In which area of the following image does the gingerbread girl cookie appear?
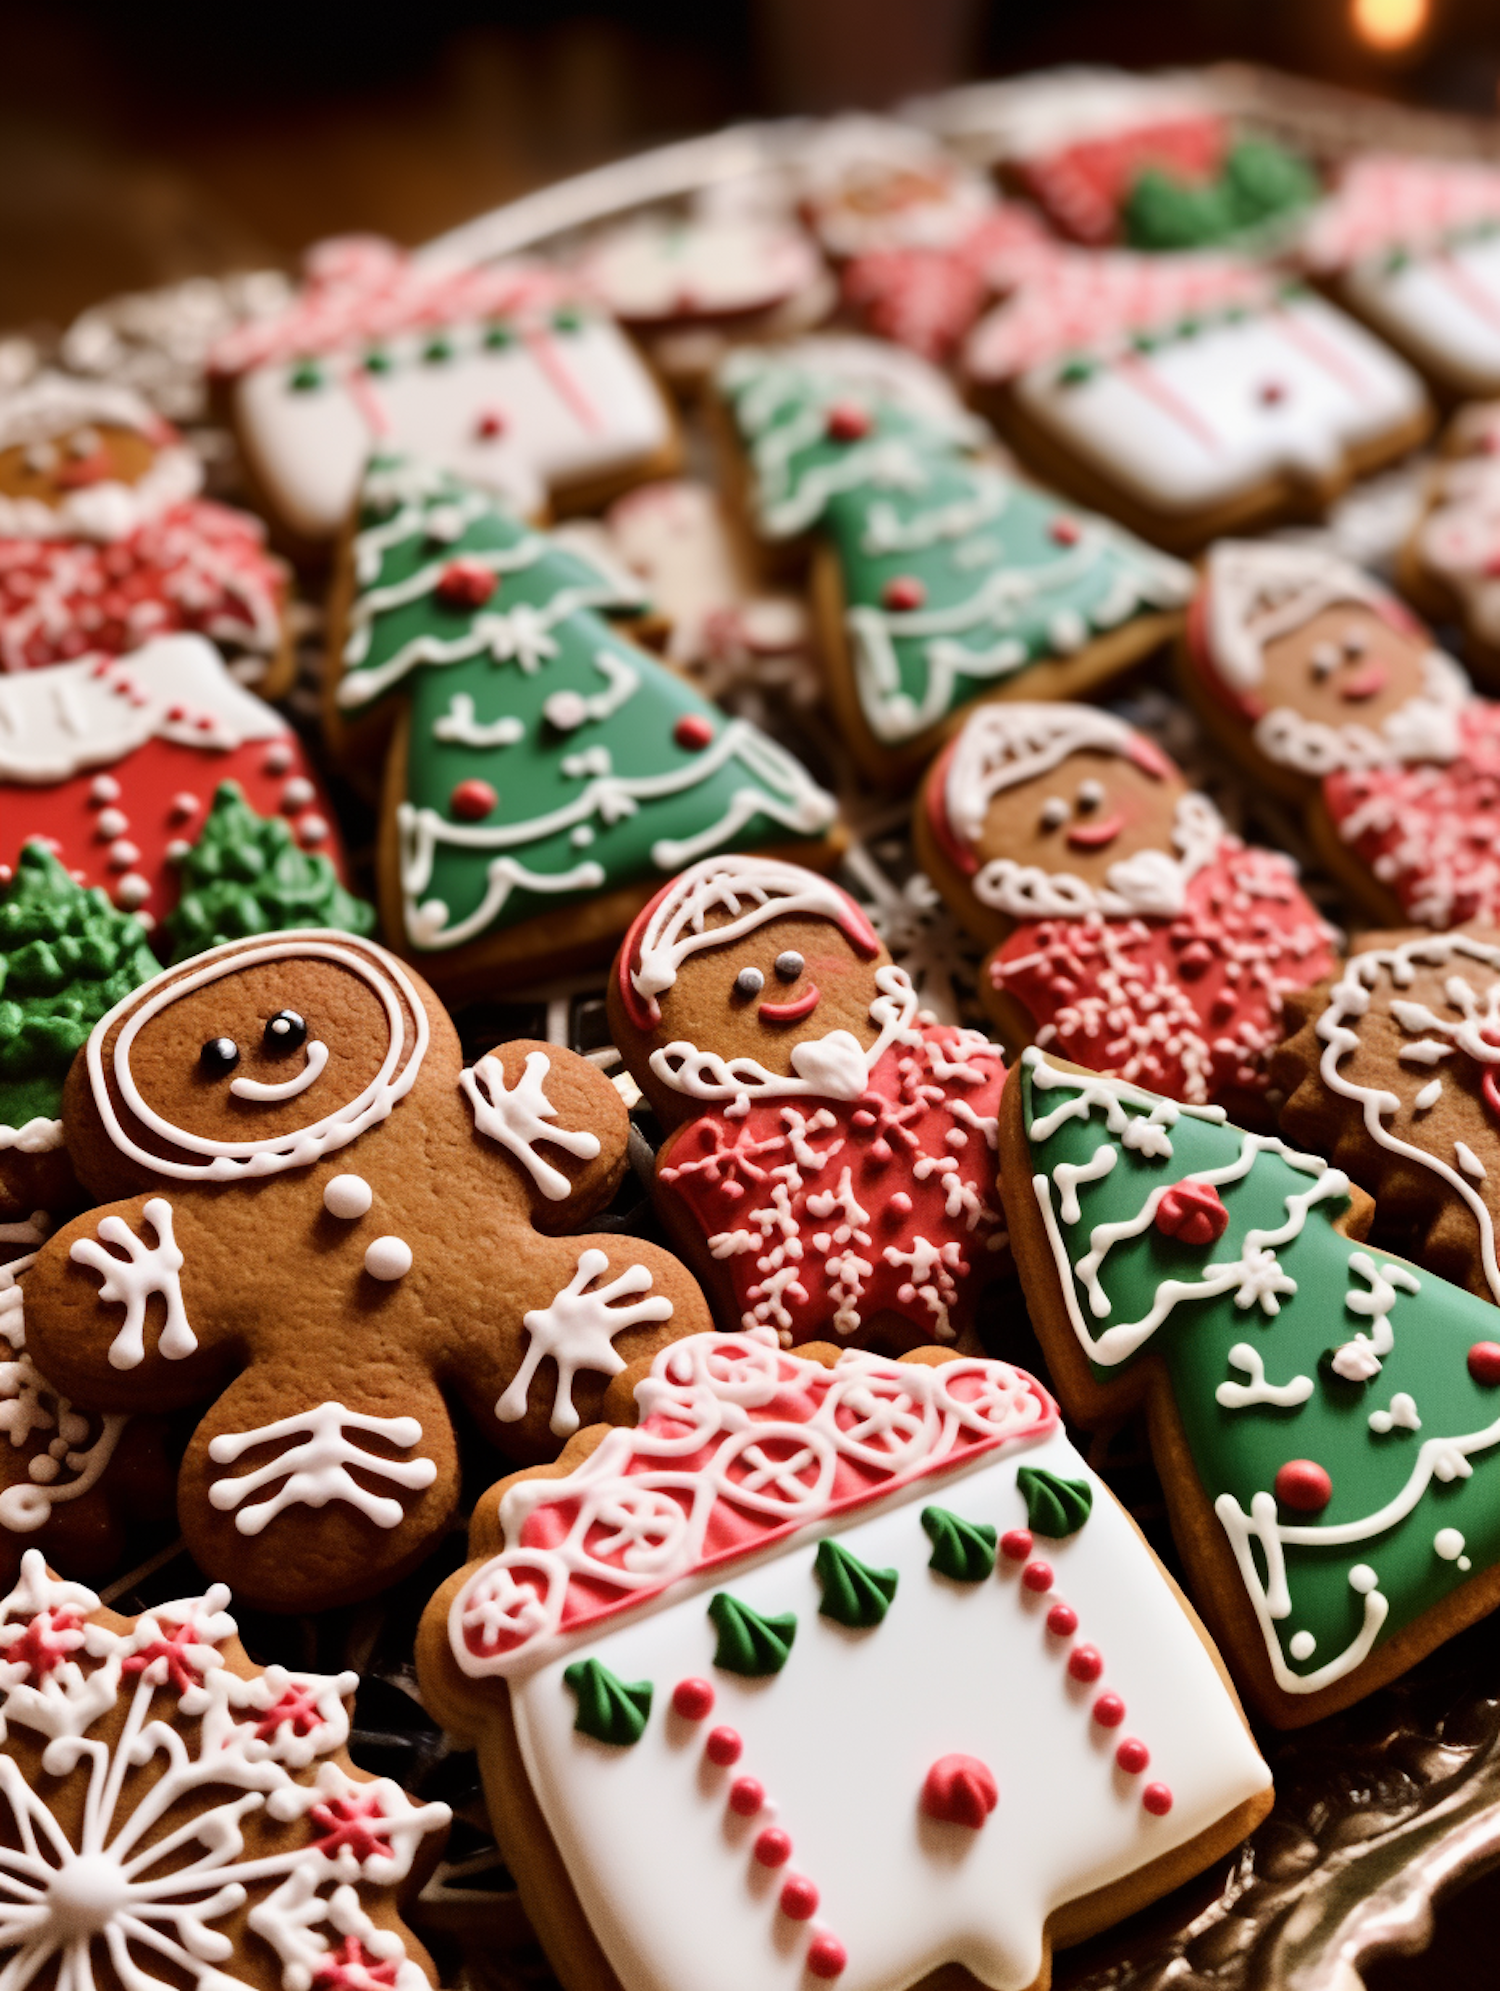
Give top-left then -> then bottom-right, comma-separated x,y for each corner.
915,703 -> 1336,1114
1182,540 -> 1500,930
607,856 -> 1008,1352
23,931 -> 708,1613
0,371 -> 292,692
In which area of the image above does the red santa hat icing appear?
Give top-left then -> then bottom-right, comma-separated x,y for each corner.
619,855 -> 882,1034
450,1328 -> 1056,1677
0,373 -> 198,542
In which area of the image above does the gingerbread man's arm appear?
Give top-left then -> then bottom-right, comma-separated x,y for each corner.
460,1039 -> 631,1234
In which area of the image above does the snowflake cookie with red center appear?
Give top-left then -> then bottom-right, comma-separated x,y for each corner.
915,701 -> 1336,1114
22,931 -> 708,1613
607,855 -> 1009,1351
0,1548 -> 448,1991
416,1329 -> 1271,1991
1183,539 -> 1500,931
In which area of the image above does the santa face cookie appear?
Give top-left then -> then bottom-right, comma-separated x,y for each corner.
417,1331 -> 1272,1991
915,703 -> 1336,1111
1184,540 -> 1500,930
795,117 -> 998,261
22,931 -> 709,1612
326,454 -> 839,999
0,1550 -> 448,1991
210,236 -> 679,552
1003,1045 -> 1500,1725
1401,401 -> 1500,683
608,856 -> 1008,1352
0,371 -> 292,691
1,633 -> 352,931
964,254 -> 1431,551
716,337 -> 1191,782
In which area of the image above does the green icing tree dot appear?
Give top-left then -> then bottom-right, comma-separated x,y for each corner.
0,843 -> 158,1135
708,1593 -> 797,1675
162,782 -> 376,966
1016,1466 -> 1093,1538
814,1539 -> 898,1628
563,1658 -> 652,1746
921,1506 -> 998,1583
289,361 -> 324,392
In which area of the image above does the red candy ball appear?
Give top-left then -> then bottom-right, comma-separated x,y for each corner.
881,575 -> 926,611
1092,1692 -> 1126,1729
1021,1560 -> 1054,1594
672,1678 -> 714,1721
1154,1181 -> 1230,1247
825,403 -> 871,442
1000,1529 -> 1033,1563
1049,517 -> 1081,545
1142,1783 -> 1174,1816
1067,1645 -> 1104,1684
728,1778 -> 765,1817
673,713 -> 714,751
807,1935 -> 848,1980
1274,1460 -> 1333,1514
754,1828 -> 792,1868
1046,1603 -> 1078,1637
921,1753 -> 998,1829
705,1727 -> 742,1767
1116,1738 -> 1150,1775
449,779 -> 497,821
1469,1342 -> 1500,1386
780,1877 -> 819,1921
435,558 -> 498,610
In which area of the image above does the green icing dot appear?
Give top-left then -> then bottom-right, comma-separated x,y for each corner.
551,306 -> 585,333
0,843 -> 158,1134
289,361 -> 324,392
422,337 -> 453,364
708,1592 -> 796,1675
814,1539 -> 898,1628
1016,1466 -> 1093,1538
921,1505 -> 997,1583
1058,357 -> 1095,386
161,782 -> 375,966
483,321 -> 516,349
563,1658 -> 652,1746
363,349 -> 393,374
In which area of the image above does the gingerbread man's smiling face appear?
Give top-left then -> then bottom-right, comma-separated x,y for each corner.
0,424 -> 158,512
1255,602 -> 1429,734
971,744 -> 1187,899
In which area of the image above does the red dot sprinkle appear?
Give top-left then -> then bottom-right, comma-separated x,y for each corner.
1274,1460 -> 1333,1514
1259,380 -> 1287,405
705,1727 -> 742,1767
728,1778 -> 765,1817
1021,1560 -> 1054,1594
1050,518 -> 1081,545
1116,1738 -> 1150,1775
825,403 -> 870,442
780,1877 -> 819,1921
1000,1529 -> 1033,1563
1067,1645 -> 1104,1683
1093,1692 -> 1126,1729
1143,1783 -> 1174,1816
807,1935 -> 847,1979
475,408 -> 507,438
881,575 -> 926,611
436,558 -> 498,610
1046,1603 -> 1078,1637
1469,1342 -> 1500,1386
754,1828 -> 792,1868
1154,1181 -> 1229,1247
449,779 -> 497,821
674,714 -> 714,751
672,1678 -> 714,1721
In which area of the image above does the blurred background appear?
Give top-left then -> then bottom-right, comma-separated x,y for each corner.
3,0 -> 1500,329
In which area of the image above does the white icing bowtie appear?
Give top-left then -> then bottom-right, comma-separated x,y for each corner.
789,1029 -> 870,1101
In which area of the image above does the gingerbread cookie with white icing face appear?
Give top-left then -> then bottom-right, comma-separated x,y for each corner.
0,372 -> 292,693
916,703 -> 1335,1115
1183,539 -> 1500,931
22,932 -> 708,1613
607,856 -> 1008,1354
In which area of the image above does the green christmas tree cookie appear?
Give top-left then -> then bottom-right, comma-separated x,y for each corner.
329,453 -> 838,995
162,782 -> 376,965
1006,1044 -> 1500,1727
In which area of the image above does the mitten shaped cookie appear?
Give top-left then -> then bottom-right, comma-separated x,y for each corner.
915,702 -> 1336,1113
608,855 -> 1008,1352
1003,1044 -> 1500,1725
23,931 -> 708,1612
1182,539 -> 1500,929
0,1550 -> 449,1991
417,1330 -> 1272,1991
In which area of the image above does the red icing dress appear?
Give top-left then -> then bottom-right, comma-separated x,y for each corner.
656,1024 -> 1007,1346
1323,701 -> 1500,928
989,843 -> 1336,1106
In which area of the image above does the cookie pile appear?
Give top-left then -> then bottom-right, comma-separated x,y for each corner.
11,67 -> 1500,1991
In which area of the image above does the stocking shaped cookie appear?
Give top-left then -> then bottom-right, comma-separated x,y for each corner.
915,702 -> 1336,1112
1004,1045 -> 1500,1724
0,1551 -> 449,1991
23,932 -> 708,1612
0,371 -> 291,691
417,1331 -> 1272,1991
1183,540 -> 1500,930
608,856 -> 1008,1351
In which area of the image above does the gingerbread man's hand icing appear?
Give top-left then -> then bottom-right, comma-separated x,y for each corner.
25,932 -> 709,1613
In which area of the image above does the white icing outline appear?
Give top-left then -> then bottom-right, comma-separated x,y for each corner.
461,1049 -> 602,1201
498,1247 -> 674,1438
207,1402 -> 439,1536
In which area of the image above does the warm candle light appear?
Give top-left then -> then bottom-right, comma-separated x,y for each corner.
1351,0 -> 1430,50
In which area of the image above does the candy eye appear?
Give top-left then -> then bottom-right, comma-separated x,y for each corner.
1076,779 -> 1104,811
24,441 -> 57,475
69,427 -> 101,458
264,1009 -> 307,1052
1040,796 -> 1068,830
200,1037 -> 240,1077
774,951 -> 804,982
1310,642 -> 1340,680
735,966 -> 765,998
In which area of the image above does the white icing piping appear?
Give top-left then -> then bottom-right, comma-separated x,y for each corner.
230,1040 -> 329,1102
971,792 -> 1225,923
631,854 -> 862,1002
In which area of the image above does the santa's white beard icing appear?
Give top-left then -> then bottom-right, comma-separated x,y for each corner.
971,791 -> 1226,922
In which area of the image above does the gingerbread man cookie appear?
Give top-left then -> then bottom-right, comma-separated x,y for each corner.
0,371 -> 292,692
23,931 -> 708,1613
1182,540 -> 1500,930
916,702 -> 1336,1114
607,856 -> 1008,1353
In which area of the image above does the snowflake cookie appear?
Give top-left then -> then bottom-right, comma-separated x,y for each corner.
607,855 -> 1009,1351
0,1549 -> 448,1991
416,1329 -> 1271,1991
23,930 -> 709,1613
915,701 -> 1336,1112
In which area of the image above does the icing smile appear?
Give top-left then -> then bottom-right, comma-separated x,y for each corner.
230,1039 -> 329,1102
759,985 -> 821,1023
1066,813 -> 1125,850
1339,663 -> 1389,702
